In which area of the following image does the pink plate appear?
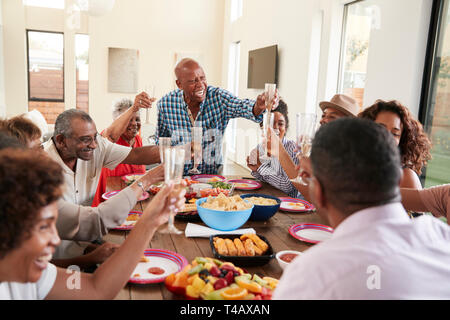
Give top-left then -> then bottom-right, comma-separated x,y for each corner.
112,211 -> 142,231
227,179 -> 262,190
289,223 -> 333,244
190,174 -> 226,183
278,197 -> 315,213
129,249 -> 188,284
102,190 -> 150,201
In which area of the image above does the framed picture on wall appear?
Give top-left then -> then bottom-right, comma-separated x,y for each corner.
108,47 -> 139,93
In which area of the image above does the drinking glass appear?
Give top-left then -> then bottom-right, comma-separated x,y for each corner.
159,146 -> 185,234
159,137 -> 171,163
188,126 -> 202,174
264,83 -> 276,112
144,85 -> 155,124
259,112 -> 274,162
292,113 -> 317,185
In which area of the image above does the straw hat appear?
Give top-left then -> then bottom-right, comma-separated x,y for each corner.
319,94 -> 359,117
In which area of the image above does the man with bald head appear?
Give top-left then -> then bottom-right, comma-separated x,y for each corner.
157,58 -> 277,175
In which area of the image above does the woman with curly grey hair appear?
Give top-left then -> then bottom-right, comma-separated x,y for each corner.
92,92 -> 156,206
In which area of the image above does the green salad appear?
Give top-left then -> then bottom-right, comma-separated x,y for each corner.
208,181 -> 232,189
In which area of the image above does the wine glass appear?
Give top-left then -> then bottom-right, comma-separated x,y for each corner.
159,137 -> 171,163
144,85 -> 155,124
292,113 -> 317,185
159,146 -> 185,234
188,126 -> 202,175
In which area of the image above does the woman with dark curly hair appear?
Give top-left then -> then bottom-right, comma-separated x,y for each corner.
0,148 -> 185,299
359,100 -> 432,189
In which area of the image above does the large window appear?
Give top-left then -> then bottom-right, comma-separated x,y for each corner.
420,0 -> 450,187
76,34 -> 89,113
230,0 -> 243,22
27,30 -> 64,101
27,30 -> 64,123
338,0 -> 373,109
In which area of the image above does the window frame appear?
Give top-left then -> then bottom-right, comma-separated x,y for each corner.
417,0 -> 447,185
26,29 -> 65,103
336,0 -> 370,102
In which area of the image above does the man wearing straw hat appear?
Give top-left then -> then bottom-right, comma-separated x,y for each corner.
318,94 -> 360,125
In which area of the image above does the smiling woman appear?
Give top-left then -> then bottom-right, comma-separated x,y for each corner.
359,100 -> 432,189
91,94 -> 154,207
0,146 -> 186,300
0,149 -> 63,291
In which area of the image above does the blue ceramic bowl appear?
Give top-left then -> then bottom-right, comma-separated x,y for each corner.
240,194 -> 281,221
196,197 -> 254,231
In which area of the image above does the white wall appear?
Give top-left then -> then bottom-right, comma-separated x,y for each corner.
0,0 -> 6,118
1,0 -> 225,132
221,0 -> 432,168
88,0 -> 225,131
222,0 -> 320,167
363,0 -> 432,116
0,0 -> 432,156
2,0 -> 28,117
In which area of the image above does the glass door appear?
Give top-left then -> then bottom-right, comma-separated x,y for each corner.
420,0 -> 450,187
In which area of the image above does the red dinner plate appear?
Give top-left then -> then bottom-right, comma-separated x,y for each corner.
112,211 -> 142,231
190,174 -> 226,183
102,190 -> 150,201
278,197 -> 314,213
129,249 -> 188,284
289,223 -> 333,244
227,179 -> 262,191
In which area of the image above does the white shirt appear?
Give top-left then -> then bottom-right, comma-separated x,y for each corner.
0,263 -> 57,300
274,203 -> 450,299
44,136 -> 131,206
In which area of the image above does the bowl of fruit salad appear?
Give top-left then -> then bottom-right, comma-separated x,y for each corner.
164,257 -> 279,300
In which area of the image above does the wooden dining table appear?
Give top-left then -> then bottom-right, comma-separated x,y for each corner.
103,175 -> 328,300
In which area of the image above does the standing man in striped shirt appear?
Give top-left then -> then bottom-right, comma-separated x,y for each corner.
156,58 -> 277,175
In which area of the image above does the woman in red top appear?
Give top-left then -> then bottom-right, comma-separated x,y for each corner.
92,92 -> 156,206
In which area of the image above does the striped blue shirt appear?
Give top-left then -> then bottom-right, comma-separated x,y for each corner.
156,86 -> 263,175
251,138 -> 303,199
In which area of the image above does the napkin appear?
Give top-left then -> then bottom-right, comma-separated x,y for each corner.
184,223 -> 256,238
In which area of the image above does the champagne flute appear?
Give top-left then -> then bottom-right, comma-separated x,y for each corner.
292,113 -> 317,185
260,83 -> 276,161
159,146 -> 185,234
188,126 -> 202,174
159,137 -> 171,163
259,112 -> 274,163
144,85 -> 155,124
